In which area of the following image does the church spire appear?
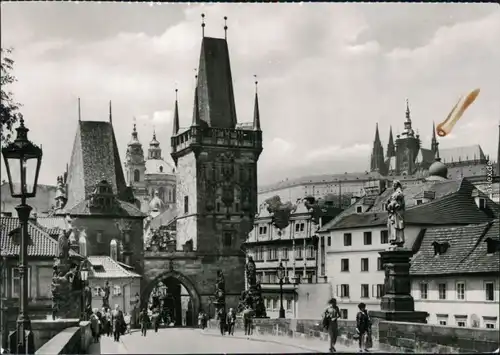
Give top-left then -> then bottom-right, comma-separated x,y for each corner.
127,118 -> 141,146
431,121 -> 439,155
252,75 -> 261,131
405,98 -> 411,122
370,123 -> 385,173
172,88 -> 180,135
109,100 -> 113,124
192,72 -> 200,127
386,126 -> 395,157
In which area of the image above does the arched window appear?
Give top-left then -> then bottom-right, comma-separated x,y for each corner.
110,239 -> 118,261
79,235 -> 87,257
168,190 -> 172,202
134,169 -> 140,182
158,187 -> 165,201
159,166 -> 163,173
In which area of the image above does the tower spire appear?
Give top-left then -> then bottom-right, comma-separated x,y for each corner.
109,100 -> 113,124
201,13 -> 205,38
253,75 -> 261,131
192,70 -> 200,127
405,98 -> 411,122
224,16 -> 228,40
172,87 -> 180,135
374,122 -> 381,143
78,97 -> 81,121
370,123 -> 385,173
387,125 -> 395,157
431,121 -> 439,155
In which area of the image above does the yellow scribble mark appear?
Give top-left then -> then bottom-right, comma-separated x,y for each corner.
437,88 -> 480,137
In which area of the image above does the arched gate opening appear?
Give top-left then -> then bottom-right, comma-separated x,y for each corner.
141,271 -> 201,328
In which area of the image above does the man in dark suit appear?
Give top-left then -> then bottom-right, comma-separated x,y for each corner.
111,304 -> 125,342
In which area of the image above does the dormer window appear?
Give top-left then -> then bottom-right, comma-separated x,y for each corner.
432,241 -> 450,255
356,206 -> 363,213
416,199 -> 423,205
478,198 -> 486,209
485,237 -> 500,254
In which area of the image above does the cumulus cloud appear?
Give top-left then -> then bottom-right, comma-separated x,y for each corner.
1,2 -> 498,187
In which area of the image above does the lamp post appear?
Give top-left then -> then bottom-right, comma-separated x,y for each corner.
277,261 -> 286,319
80,263 -> 89,321
2,118 -> 43,354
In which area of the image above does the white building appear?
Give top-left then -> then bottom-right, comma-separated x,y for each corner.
320,164 -> 499,321
410,220 -> 500,329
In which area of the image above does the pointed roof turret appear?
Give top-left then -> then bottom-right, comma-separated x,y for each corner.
405,98 -> 411,122
374,122 -> 381,143
148,129 -> 161,160
172,88 -> 180,135
387,126 -> 395,157
127,118 -> 141,147
150,129 -> 160,147
431,121 -> 439,155
402,98 -> 415,138
109,100 -> 113,124
370,123 -> 385,173
253,75 -> 261,131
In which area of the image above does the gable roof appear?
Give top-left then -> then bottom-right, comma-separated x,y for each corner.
87,255 -> 141,279
410,220 -> 498,276
196,37 -> 237,129
65,121 -> 133,211
149,207 -> 177,229
0,217 -> 79,258
320,179 -> 498,232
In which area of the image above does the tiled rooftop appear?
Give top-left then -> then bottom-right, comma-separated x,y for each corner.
87,255 -> 141,279
410,220 -> 499,275
66,198 -> 145,218
0,217 -> 78,258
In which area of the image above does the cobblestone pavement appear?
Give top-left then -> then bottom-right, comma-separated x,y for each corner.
92,328 -> 321,354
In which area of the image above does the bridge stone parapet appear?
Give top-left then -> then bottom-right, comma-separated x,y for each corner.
209,318 -> 499,353
35,321 -> 92,355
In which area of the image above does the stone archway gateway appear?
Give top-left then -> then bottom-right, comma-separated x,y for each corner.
141,270 -> 201,327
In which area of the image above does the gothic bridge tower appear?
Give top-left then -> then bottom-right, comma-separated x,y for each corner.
142,16 -> 263,322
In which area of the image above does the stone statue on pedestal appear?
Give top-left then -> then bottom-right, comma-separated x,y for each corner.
245,256 -> 257,287
237,257 -> 267,318
386,180 -> 406,248
214,270 -> 226,314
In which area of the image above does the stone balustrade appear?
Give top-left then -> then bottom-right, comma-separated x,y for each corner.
35,320 -> 92,355
209,317 -> 499,353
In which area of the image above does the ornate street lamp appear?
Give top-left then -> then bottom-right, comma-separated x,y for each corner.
276,261 -> 286,319
80,263 -> 89,321
2,118 -> 42,354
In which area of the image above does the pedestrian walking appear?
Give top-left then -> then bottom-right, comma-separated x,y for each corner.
226,308 -> 236,335
217,308 -> 227,336
111,304 -> 125,342
152,309 -> 160,333
90,309 -> 100,343
356,302 -> 372,352
322,298 -> 341,352
243,305 -> 253,336
139,308 -> 150,337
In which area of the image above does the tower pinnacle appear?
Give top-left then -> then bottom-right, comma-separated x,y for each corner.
172,88 -> 180,136
201,13 -> 205,37
253,75 -> 261,131
224,16 -> 228,40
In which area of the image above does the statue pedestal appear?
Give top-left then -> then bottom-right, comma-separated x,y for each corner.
370,247 -> 427,324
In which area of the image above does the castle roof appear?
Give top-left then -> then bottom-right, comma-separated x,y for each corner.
439,144 -> 486,163
65,121 -> 133,210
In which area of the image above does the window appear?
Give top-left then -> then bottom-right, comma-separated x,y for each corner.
133,169 -> 140,182
259,226 -> 267,235
439,320 -> 447,326
113,285 -> 122,296
327,237 -> 331,247
184,196 -> 189,213
110,239 -> 118,261
479,198 -> 486,209
456,282 -> 465,300
361,284 -> 369,298
272,298 -> 278,310
11,267 -> 31,298
363,232 -> 372,245
485,282 -> 494,301
416,199 -> 423,205
306,245 -> 314,259
380,230 -> 389,244
420,282 -> 428,300
216,202 -> 221,213
159,166 -> 163,173
124,231 -> 130,244
295,248 -> 303,259
255,247 -> 264,261
438,283 -> 447,300
340,284 -> 350,298
343,233 -> 352,246
286,299 -> 292,311
270,248 -> 278,260
455,317 -> 467,327
377,257 -> 383,271
223,232 -> 232,247
168,190 -> 172,202
486,323 -> 496,329
361,258 -> 369,272
356,206 -> 363,213
79,236 -> 87,257
96,231 -> 103,244
282,248 -> 289,260
340,309 -> 348,319
375,284 -> 384,298
124,255 -> 131,266
341,259 -> 349,272
295,223 -> 305,232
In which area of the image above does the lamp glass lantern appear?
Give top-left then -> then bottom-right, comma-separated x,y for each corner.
277,262 -> 285,281
80,264 -> 89,282
1,119 -> 43,198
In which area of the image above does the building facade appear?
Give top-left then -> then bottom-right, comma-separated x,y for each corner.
124,125 -> 176,216
411,221 -> 499,329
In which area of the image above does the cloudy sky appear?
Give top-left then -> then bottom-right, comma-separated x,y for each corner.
1,2 -> 499,187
